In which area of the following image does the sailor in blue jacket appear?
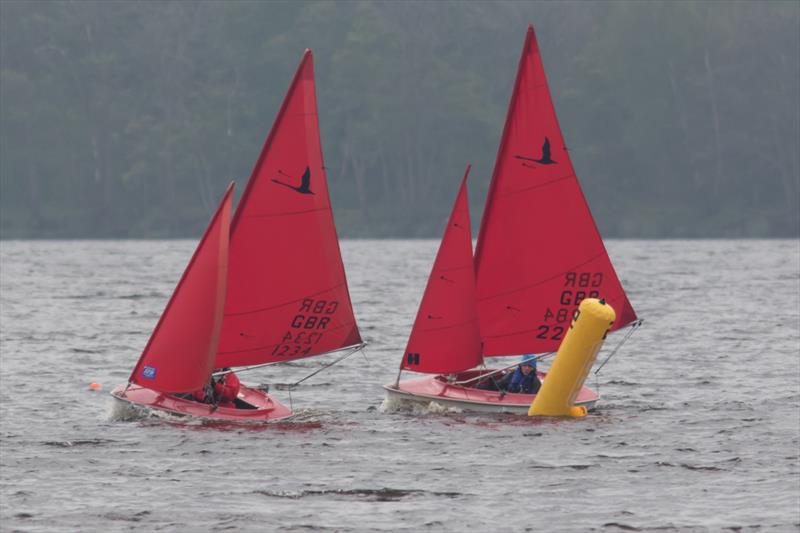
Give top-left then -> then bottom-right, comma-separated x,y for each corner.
498,354 -> 541,394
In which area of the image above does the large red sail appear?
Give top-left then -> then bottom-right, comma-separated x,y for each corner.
402,166 -> 483,374
474,25 -> 637,356
215,50 -> 361,368
130,184 -> 233,393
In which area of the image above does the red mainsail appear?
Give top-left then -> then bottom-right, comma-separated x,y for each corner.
474,25 -> 637,357
130,184 -> 233,393
402,166 -> 483,374
215,50 -> 361,368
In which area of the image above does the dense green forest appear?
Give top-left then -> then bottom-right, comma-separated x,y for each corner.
1,0 -> 798,238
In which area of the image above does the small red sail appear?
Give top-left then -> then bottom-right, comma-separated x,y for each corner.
474,25 -> 637,357
129,184 -> 233,393
215,50 -> 361,368
402,166 -> 483,374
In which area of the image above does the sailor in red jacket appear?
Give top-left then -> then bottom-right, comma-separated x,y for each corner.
213,369 -> 241,408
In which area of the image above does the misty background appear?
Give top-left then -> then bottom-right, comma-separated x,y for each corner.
1,0 -> 798,239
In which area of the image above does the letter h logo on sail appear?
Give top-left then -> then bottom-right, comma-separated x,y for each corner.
406,352 -> 420,365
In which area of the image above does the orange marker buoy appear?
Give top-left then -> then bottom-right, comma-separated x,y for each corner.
89,382 -> 102,391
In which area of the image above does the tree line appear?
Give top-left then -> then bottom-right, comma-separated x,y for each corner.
1,0 -> 798,238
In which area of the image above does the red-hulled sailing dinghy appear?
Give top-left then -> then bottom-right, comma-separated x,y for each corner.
113,50 -> 363,421
384,25 -> 638,414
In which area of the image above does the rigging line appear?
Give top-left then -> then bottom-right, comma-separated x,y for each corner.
213,342 -> 367,376
594,319 -> 644,376
452,352 -> 555,386
360,346 -> 370,365
594,371 -> 600,400
486,370 -> 505,395
482,299 -> 630,341
287,343 -> 366,389
217,320 -> 357,355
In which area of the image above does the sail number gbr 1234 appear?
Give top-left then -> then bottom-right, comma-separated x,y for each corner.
536,271 -> 603,340
271,298 -> 339,357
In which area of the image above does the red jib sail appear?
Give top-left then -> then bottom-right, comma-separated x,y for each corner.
130,183 -> 233,393
402,166 -> 483,374
215,50 -> 361,368
474,25 -> 637,357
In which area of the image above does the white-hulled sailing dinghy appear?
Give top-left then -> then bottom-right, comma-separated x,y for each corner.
384,25 -> 640,414
112,50 -> 364,421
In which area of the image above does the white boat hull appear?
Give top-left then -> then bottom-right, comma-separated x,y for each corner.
383,371 -> 599,415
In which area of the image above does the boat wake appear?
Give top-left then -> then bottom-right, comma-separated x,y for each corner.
107,397 -> 183,423
380,395 -> 463,415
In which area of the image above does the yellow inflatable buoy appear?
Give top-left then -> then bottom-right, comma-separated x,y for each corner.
529,298 -> 616,417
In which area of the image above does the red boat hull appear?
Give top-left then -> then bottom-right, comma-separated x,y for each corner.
384,370 -> 599,414
110,383 -> 293,422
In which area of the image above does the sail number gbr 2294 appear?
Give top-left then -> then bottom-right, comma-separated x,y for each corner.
536,271 -> 603,340
271,298 -> 339,357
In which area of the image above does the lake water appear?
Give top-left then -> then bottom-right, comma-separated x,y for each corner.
1,239 -> 798,532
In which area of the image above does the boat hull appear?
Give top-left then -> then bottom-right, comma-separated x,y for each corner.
110,383 -> 293,422
384,370 -> 598,415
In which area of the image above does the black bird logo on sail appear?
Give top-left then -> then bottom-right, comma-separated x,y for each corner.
514,137 -> 557,166
271,167 -> 315,194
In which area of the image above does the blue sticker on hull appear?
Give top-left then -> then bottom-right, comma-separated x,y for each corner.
142,366 -> 157,379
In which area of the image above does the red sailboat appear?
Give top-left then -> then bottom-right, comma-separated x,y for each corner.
384,25 -> 639,414
112,50 -> 363,421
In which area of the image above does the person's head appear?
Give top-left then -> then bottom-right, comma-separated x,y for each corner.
519,354 -> 537,374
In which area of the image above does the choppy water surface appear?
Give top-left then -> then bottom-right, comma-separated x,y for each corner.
1,239 -> 798,532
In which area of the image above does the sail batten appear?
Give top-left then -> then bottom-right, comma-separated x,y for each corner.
477,251 -> 608,303
217,321 -> 360,356
497,174 -> 576,196
241,207 -> 333,219
413,318 -> 481,335
223,281 -> 349,317
215,50 -> 361,368
474,25 -> 637,357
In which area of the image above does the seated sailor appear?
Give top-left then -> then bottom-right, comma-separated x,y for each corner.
495,354 -> 541,394
186,368 -> 240,407
213,369 -> 241,408
190,380 -> 214,404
